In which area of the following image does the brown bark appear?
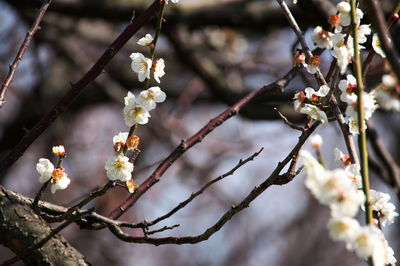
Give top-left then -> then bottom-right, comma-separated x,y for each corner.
0,186 -> 90,265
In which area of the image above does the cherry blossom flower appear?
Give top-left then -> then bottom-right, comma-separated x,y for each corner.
338,74 -> 358,104
374,74 -> 400,112
300,150 -> 327,198
123,91 -> 151,126
344,164 -> 362,188
52,145 -> 66,156
311,26 -> 333,49
294,85 -> 329,123
300,104 -> 328,123
153,59 -> 165,83
130,52 -> 152,82
137,34 -> 153,47
332,45 -> 351,74
36,158 -> 54,183
372,34 -> 386,58
105,154 -> 134,181
337,1 -> 363,27
327,216 -> 360,242
305,55 -> 320,74
113,132 -> 129,153
369,189 -> 399,227
50,168 -> 70,193
310,134 -> 323,150
123,104 -> 151,126
357,24 -> 371,44
349,226 -> 385,265
345,91 -> 377,121
348,117 -> 367,135
137,86 -> 166,111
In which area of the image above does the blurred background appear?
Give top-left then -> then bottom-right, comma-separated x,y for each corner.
0,0 -> 399,265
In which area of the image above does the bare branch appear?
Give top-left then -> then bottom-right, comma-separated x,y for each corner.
0,0 -> 51,108
0,0 -> 161,177
108,67 -> 299,219
106,123 -> 319,245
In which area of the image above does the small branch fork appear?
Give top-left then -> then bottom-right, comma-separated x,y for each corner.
275,0 -> 359,166
108,67 -> 299,219
0,0 -> 51,108
104,122 -> 318,245
0,0 -> 162,177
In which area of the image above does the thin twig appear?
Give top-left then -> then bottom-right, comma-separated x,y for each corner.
138,148 -> 264,228
274,108 -> 304,132
108,67 -> 299,219
0,0 -> 161,177
363,0 -> 400,82
0,0 -> 51,108
106,122 -> 319,245
275,0 -> 360,166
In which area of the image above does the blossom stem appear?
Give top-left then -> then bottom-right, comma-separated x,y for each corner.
32,180 -> 51,212
350,0 -> 373,225
143,0 -> 166,90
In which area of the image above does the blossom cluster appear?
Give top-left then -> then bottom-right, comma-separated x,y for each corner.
310,1 -> 385,75
301,142 -> 398,265
293,85 -> 330,123
292,1 -> 396,132
338,74 -> 377,134
104,33 -> 167,192
36,145 -> 70,193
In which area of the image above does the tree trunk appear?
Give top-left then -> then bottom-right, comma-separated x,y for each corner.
0,186 -> 90,265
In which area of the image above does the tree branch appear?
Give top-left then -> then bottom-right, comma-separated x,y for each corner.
0,0 -> 161,177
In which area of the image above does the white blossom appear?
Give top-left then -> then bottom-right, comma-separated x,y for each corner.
310,134 -> 323,150
372,34 -> 386,58
300,150 -> 327,199
348,117 -> 367,135
52,145 -> 65,156
304,56 -> 320,74
299,104 -> 328,123
380,202 -> 399,226
123,91 -> 151,126
344,164 -> 362,188
327,216 -> 360,242
36,158 -> 54,183
153,59 -> 165,83
357,24 -> 371,44
123,104 -> 151,126
337,1 -> 363,27
137,86 -> 166,111
130,52 -> 152,82
349,226 -> 385,265
338,75 -> 358,104
293,86 -> 329,123
311,26 -> 333,49
113,132 -> 129,146
105,154 -> 134,181
50,168 -> 70,193
332,45 -> 351,74
369,189 -> 399,226
374,74 -> 400,112
345,91 -> 377,121
137,34 -> 153,46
